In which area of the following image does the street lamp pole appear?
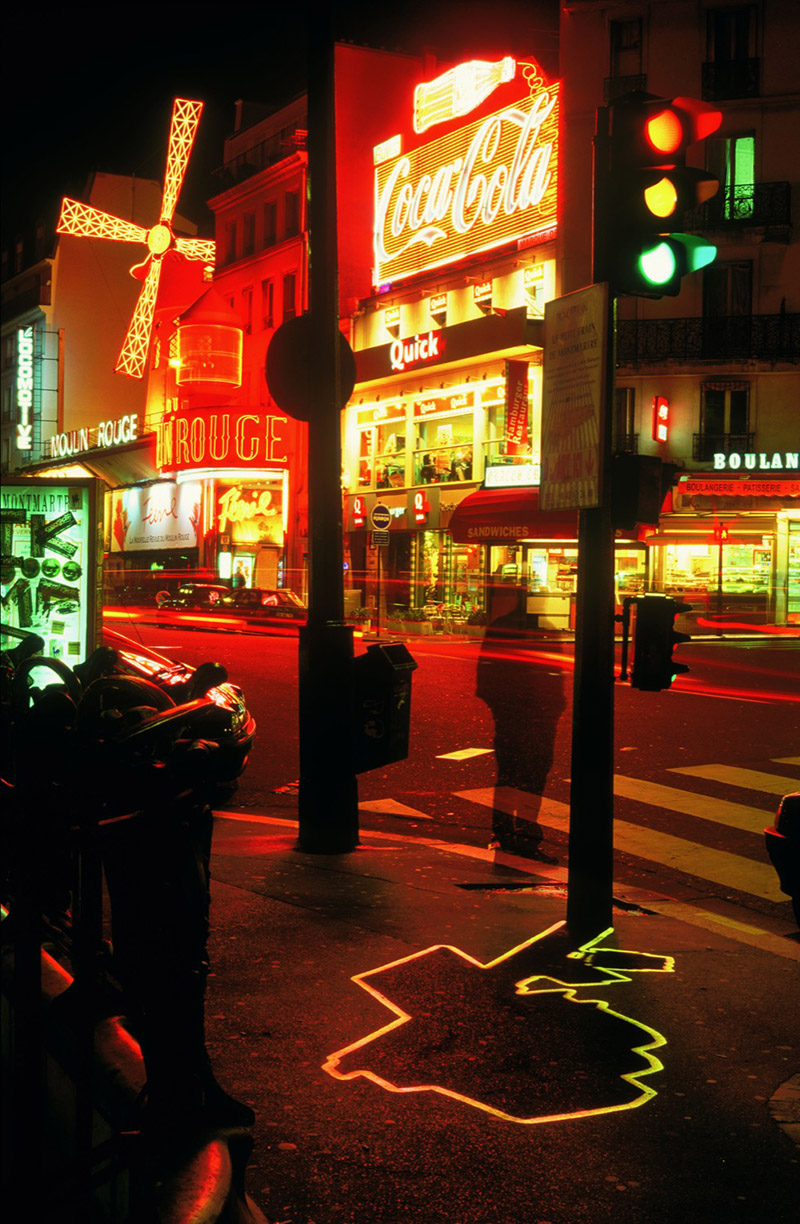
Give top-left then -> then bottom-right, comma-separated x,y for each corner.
297,14 -> 359,853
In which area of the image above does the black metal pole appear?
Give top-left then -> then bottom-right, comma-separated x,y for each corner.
297,10 -> 359,853
566,106 -> 616,940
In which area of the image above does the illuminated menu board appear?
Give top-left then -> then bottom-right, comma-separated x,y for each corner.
1,478 -> 102,665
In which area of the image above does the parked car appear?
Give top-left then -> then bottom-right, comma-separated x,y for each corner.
156,583 -> 231,610
220,587 -> 307,624
765,793 -> 800,926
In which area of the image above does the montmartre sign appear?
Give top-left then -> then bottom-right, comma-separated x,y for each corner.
373,56 -> 559,287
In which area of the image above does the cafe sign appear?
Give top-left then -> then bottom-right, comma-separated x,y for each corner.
373,56 -> 559,286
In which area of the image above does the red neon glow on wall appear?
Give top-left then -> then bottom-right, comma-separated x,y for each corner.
156,408 -> 290,474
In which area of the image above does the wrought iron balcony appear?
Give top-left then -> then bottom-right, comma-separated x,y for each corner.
617,314 -> 799,365
613,432 -> 639,454
702,57 -> 760,100
603,74 -> 647,102
693,433 -> 755,462
685,181 -> 791,232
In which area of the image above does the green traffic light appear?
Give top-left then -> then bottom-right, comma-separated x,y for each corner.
639,241 -> 677,286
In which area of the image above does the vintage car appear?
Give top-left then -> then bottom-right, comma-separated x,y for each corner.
220,587 -> 307,624
155,582 -> 231,610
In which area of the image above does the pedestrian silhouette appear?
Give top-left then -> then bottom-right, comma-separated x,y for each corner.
475,604 -> 566,859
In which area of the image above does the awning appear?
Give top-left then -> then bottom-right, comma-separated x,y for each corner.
448,487 -> 578,544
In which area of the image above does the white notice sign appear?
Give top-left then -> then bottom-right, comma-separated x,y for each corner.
540,284 -> 607,511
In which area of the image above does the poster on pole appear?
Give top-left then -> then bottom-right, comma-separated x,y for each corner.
540,284 -> 608,510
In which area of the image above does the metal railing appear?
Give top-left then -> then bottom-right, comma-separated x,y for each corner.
617,314 -> 799,364
212,127 -> 307,192
693,432 -> 755,462
685,181 -> 791,231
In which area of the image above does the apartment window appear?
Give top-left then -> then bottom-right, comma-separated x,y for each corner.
695,380 -> 751,460
704,5 -> 759,98
284,190 -> 300,239
610,19 -> 642,77
708,133 -> 755,220
613,387 -> 637,453
263,201 -> 277,247
15,238 -> 24,274
224,220 -> 238,264
241,287 -> 253,334
282,272 -> 297,321
703,260 -> 752,318
243,212 -> 255,257
261,279 -> 275,329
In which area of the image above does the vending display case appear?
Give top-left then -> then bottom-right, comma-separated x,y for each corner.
1,477 -> 104,665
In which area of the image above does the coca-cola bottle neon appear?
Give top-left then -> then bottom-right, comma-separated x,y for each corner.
414,57 -> 516,134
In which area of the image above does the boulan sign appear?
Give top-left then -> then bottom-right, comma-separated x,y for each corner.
373,57 -> 559,286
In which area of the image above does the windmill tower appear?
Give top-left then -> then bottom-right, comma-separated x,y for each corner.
57,98 -> 215,379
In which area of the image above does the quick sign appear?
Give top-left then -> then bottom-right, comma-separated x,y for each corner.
374,57 -> 559,286
16,326 -> 34,451
389,331 -> 443,372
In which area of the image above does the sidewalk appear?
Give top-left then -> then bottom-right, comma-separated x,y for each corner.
204,807 -> 799,1224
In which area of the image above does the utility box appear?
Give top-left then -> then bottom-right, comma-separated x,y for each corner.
352,642 -> 417,774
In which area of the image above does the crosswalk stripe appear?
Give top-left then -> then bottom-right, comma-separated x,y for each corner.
772,757 -> 800,766
612,775 -> 769,833
358,798 -> 433,820
668,764 -> 799,795
455,786 -> 785,903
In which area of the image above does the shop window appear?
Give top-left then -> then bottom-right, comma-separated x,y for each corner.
261,279 -> 274,329
263,200 -> 277,247
415,409 -> 474,485
375,416 -> 407,488
282,272 -> 297,321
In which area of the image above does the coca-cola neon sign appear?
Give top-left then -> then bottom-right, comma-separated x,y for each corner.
374,57 -> 559,286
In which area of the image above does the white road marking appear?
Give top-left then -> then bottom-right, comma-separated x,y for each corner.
436,748 -> 494,760
455,786 -> 785,902
668,764 -> 800,795
643,900 -> 800,963
358,798 -> 433,820
612,775 -> 770,833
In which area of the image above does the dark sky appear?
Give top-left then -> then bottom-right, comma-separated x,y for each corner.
2,2 -> 558,244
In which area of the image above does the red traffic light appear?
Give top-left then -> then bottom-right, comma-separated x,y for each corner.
645,97 -> 722,155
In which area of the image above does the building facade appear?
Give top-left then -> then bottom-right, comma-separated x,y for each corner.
560,0 -> 799,625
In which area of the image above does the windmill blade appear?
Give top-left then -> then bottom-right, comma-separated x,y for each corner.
160,98 -> 204,225
115,257 -> 163,379
58,198 -> 148,244
175,236 -> 216,263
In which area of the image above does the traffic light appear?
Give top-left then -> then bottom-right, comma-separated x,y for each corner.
601,93 -> 722,297
630,595 -> 691,691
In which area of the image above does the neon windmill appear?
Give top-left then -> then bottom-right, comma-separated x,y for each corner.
57,98 -> 216,379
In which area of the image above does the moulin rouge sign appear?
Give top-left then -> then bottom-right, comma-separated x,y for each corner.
374,56 -> 559,286
156,407 -> 289,474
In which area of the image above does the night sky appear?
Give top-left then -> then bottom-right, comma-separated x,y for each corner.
2,2 -> 558,244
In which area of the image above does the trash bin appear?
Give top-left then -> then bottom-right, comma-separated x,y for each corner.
352,641 -> 417,774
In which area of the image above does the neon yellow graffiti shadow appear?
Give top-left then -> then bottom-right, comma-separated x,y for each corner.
323,920 -> 675,1125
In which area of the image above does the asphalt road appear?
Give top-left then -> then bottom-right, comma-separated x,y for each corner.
114,620 -> 800,935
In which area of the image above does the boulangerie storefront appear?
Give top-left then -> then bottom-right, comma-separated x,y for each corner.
649,472 -> 800,625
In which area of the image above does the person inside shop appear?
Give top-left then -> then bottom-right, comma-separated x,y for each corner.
475,606 -> 566,860
233,563 -> 247,589
420,453 -> 437,483
451,448 -> 472,480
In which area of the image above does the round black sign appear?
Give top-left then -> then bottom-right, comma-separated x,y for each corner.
265,313 -> 357,423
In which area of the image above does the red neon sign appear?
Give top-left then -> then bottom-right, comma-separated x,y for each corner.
353,495 -> 367,527
156,407 -> 289,474
652,396 -> 670,444
374,57 -> 559,286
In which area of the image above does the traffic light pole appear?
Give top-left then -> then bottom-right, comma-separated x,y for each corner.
297,15 -> 359,853
566,107 -> 616,940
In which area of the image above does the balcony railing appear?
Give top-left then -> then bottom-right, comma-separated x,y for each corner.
617,314 -> 799,364
693,432 -> 755,462
685,181 -> 791,231
212,126 -> 307,192
603,74 -> 647,102
702,57 -> 760,100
